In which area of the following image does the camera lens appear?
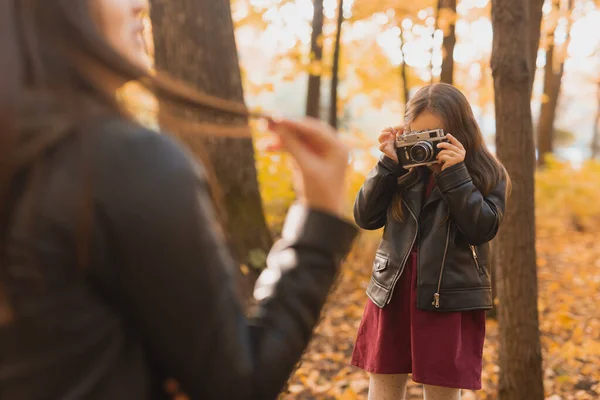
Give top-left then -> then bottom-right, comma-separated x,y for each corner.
410,142 -> 434,163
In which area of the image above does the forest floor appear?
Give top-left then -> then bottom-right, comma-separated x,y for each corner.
279,229 -> 600,400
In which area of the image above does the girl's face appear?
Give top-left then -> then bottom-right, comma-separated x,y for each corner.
94,0 -> 150,69
406,111 -> 446,173
405,111 -> 445,134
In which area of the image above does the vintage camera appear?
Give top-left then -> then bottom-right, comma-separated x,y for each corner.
395,129 -> 448,168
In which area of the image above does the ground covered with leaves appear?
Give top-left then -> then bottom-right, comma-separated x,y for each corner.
279,226 -> 600,400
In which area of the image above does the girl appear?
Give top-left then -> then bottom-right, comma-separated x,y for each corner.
0,0 -> 356,399
351,83 -> 509,400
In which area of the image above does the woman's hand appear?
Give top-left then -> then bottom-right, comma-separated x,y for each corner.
378,125 -> 404,164
436,134 -> 466,171
267,118 -> 349,217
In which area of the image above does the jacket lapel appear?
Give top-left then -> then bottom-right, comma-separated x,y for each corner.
404,168 -> 444,214
402,169 -> 425,215
423,185 -> 443,209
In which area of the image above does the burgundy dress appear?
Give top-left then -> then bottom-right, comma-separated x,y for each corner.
351,177 -> 486,390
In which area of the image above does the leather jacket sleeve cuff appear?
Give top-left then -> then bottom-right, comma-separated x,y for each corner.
378,155 -> 409,177
282,204 -> 358,256
435,162 -> 472,192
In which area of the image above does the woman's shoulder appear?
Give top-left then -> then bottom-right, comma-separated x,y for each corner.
84,116 -> 203,179
85,116 -> 187,158
79,116 -> 209,209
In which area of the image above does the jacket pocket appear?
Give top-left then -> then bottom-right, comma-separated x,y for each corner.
373,254 -> 388,272
469,244 -> 484,275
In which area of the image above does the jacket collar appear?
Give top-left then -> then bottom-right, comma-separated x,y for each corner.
403,167 -> 443,213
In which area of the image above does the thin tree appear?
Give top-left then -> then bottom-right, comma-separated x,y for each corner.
592,80 -> 600,159
307,0 -> 325,118
437,0 -> 457,84
529,0 -> 545,96
148,0 -> 273,276
490,0 -> 545,398
329,0 -> 344,129
537,0 -> 575,166
400,28 -> 410,104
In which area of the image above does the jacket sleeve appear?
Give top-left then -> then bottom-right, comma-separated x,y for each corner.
91,123 -> 357,400
353,155 -> 409,230
435,162 -> 506,245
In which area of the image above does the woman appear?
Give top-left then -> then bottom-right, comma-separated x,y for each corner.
0,1 -> 356,399
350,84 -> 510,400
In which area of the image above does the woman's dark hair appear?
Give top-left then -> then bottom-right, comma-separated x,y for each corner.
0,1 -> 253,322
392,83 -> 511,220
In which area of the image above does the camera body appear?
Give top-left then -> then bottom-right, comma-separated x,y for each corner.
395,129 -> 448,169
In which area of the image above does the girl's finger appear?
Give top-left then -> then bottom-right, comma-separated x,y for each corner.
446,134 -> 465,150
378,132 -> 392,144
436,142 -> 461,153
437,154 -> 452,163
437,150 -> 459,159
392,125 -> 405,134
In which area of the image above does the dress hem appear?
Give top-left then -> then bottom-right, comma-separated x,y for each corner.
350,361 -> 411,376
350,364 -> 482,391
413,374 -> 482,391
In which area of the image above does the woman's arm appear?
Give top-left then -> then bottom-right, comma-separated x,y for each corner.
353,155 -> 408,230
91,123 -> 357,399
435,162 -> 506,245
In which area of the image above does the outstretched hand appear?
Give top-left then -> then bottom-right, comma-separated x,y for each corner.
267,117 -> 349,217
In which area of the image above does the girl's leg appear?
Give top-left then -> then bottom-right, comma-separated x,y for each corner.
423,384 -> 461,400
368,374 -> 409,400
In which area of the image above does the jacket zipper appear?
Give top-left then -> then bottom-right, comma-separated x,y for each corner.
470,245 -> 482,273
432,222 -> 451,308
387,200 -> 419,304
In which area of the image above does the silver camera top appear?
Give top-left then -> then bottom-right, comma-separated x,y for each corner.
395,129 -> 446,147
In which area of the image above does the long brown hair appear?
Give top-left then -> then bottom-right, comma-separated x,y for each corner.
0,1 -> 256,321
391,83 -> 511,220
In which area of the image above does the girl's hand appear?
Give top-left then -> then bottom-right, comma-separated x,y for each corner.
267,118 -> 349,217
378,125 -> 404,164
436,134 -> 466,171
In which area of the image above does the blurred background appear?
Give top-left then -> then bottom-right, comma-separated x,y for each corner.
135,0 -> 600,398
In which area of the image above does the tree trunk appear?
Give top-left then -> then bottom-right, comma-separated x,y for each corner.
490,0 -> 545,322
329,0 -> 344,129
149,1 -> 273,278
400,29 -> 410,104
537,44 -> 564,166
438,0 -> 457,85
306,0 -> 325,118
592,81 -> 600,159
537,0 -> 574,166
491,0 -> 544,398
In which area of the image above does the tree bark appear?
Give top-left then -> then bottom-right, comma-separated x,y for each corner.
149,0 -> 273,276
592,81 -> 600,159
329,0 -> 344,129
438,0 -> 457,85
306,0 -> 325,118
491,0 -> 545,398
400,29 -> 410,104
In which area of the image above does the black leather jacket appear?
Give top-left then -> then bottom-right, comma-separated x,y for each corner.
354,156 -> 506,312
0,118 -> 357,400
